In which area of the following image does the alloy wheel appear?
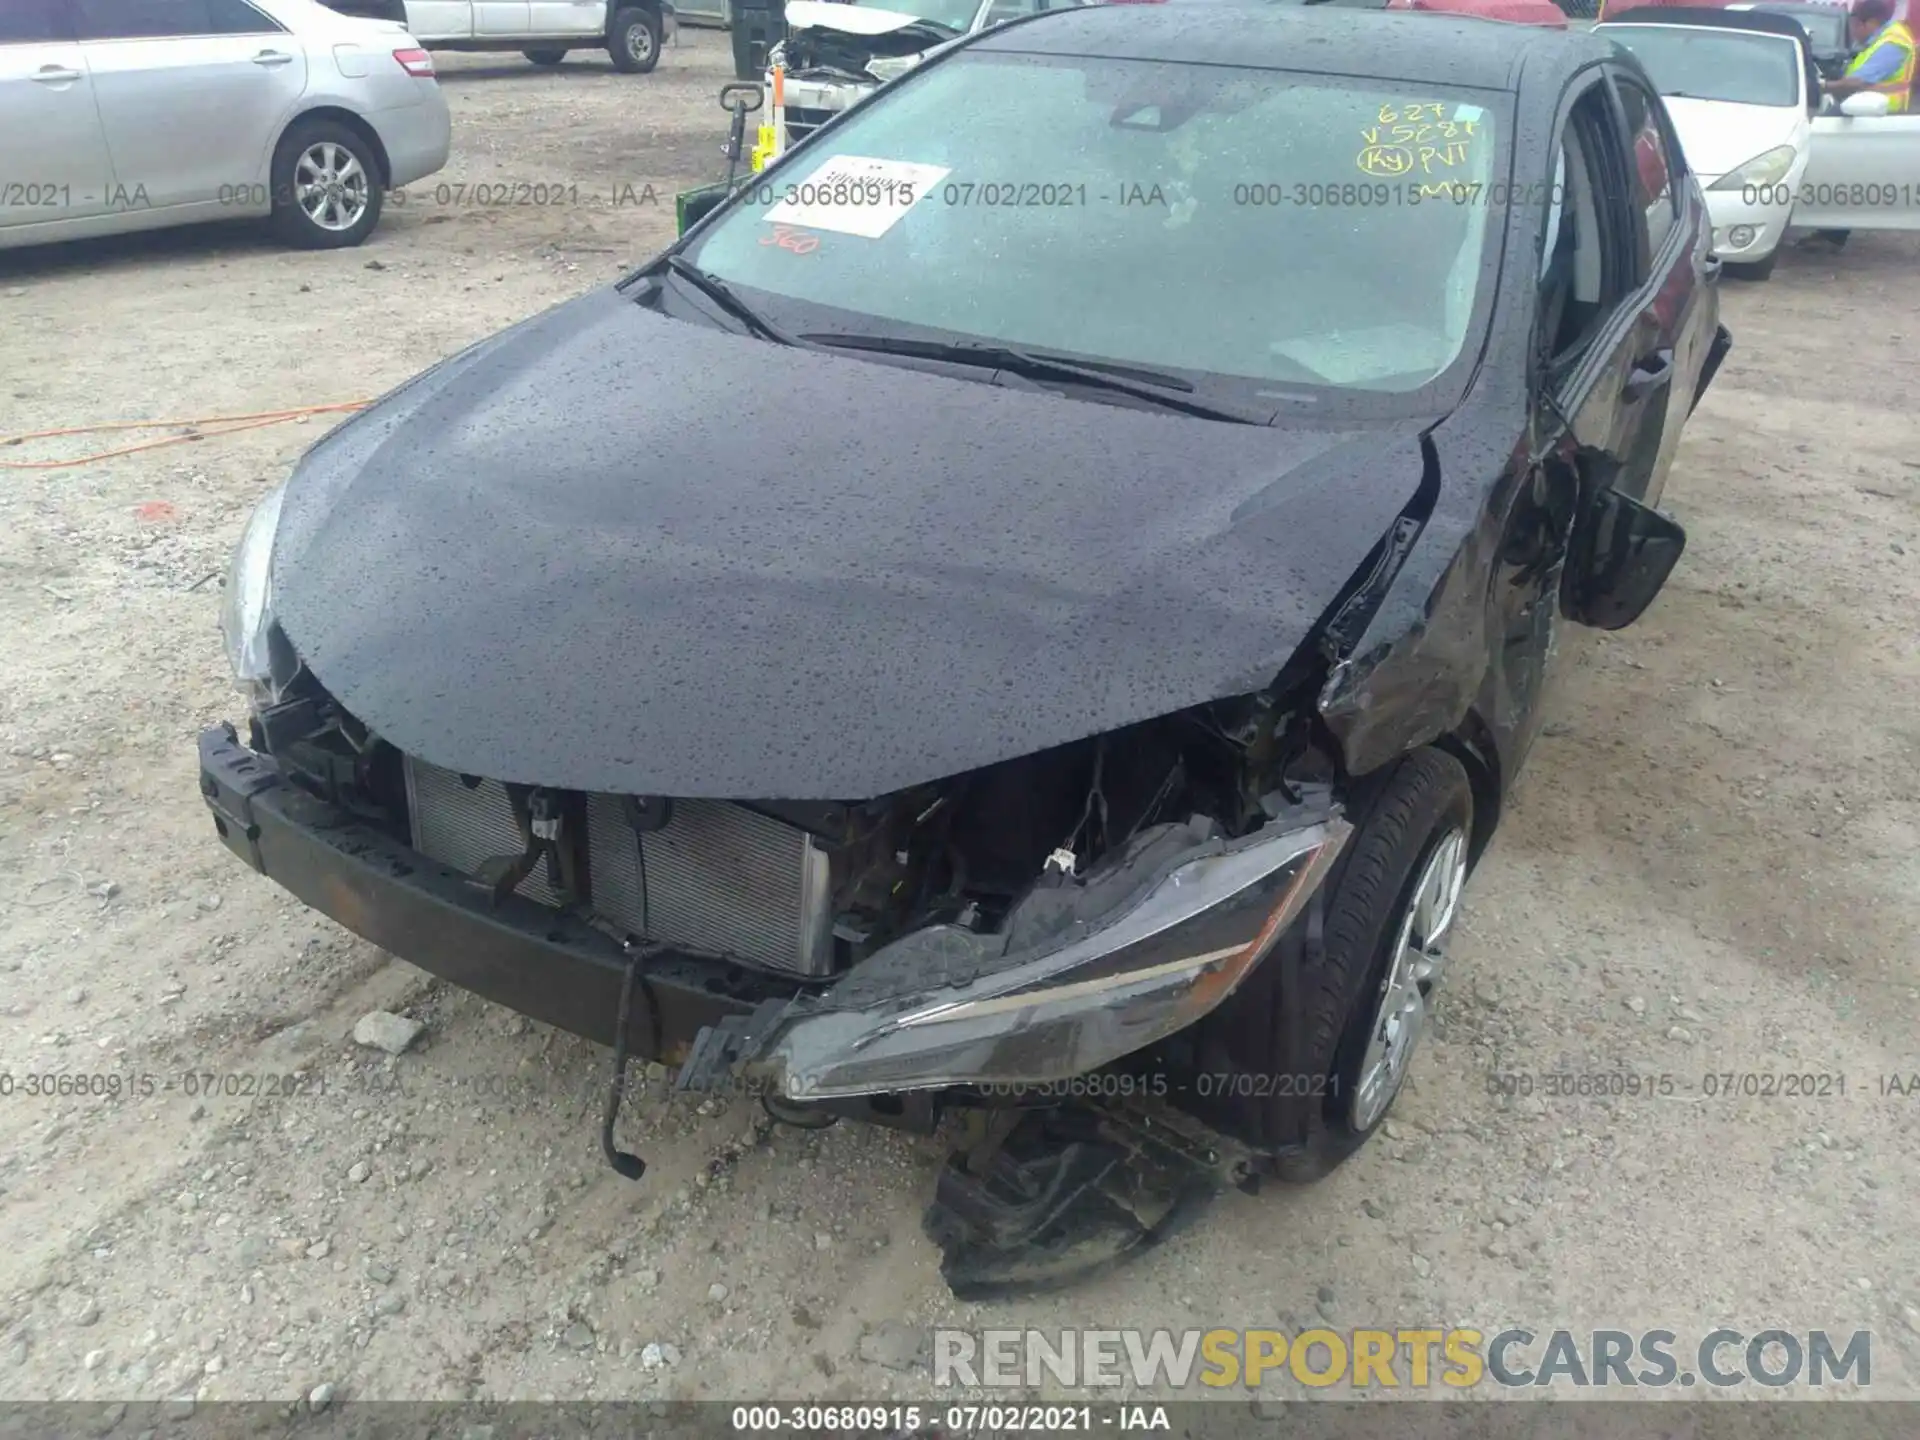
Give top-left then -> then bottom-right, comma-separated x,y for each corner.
295,142 -> 370,233
1350,826 -> 1467,1131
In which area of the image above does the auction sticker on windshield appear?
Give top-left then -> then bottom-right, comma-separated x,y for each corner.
762,155 -> 952,239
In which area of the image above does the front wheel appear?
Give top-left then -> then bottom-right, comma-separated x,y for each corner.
269,119 -> 384,249
1187,747 -> 1474,1181
606,7 -> 661,72
524,47 -> 569,64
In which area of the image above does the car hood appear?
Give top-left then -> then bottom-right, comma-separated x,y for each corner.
784,0 -> 936,33
1659,96 -> 1806,177
271,287 -> 1433,800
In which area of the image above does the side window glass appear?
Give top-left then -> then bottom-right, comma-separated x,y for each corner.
75,0 -> 278,37
0,0 -> 73,42
77,0 -> 205,37
1542,86 -> 1628,367
1614,76 -> 1678,258
1540,134 -> 1591,364
207,0 -> 280,31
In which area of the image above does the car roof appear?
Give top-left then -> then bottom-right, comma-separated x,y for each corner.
1600,4 -> 1810,35
971,2 -> 1613,89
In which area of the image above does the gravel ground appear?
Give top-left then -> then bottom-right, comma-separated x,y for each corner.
2,30 -> 1919,1408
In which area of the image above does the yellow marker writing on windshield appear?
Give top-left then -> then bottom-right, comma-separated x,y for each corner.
1359,102 -> 1476,178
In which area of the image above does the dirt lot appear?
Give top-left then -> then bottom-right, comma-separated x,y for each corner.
3,30 -> 1920,1409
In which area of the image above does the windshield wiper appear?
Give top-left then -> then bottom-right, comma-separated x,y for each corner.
661,255 -> 809,347
800,333 -> 1270,423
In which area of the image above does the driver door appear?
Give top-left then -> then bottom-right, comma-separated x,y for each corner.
526,0 -> 604,34
0,0 -> 120,232
1798,107 -> 1920,228
473,0 -> 532,34
402,1 -> 472,39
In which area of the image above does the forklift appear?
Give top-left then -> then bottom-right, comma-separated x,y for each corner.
674,74 -> 796,236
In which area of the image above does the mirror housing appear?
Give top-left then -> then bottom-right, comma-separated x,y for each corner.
1561,487 -> 1687,630
674,182 -> 732,237
1840,90 -> 1892,116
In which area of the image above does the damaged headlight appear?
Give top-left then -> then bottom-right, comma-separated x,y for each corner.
218,480 -> 286,690
754,812 -> 1351,1100
865,52 -> 925,83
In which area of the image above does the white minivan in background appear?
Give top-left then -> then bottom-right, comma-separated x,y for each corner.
320,0 -> 677,72
0,0 -> 451,252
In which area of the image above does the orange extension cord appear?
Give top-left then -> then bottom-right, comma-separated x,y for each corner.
0,401 -> 371,470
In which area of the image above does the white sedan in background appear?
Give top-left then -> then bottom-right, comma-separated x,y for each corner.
1599,12 -> 1816,276
1601,8 -> 1920,276
0,0 -> 451,253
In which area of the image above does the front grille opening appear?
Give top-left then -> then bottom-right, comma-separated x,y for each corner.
403,756 -> 835,978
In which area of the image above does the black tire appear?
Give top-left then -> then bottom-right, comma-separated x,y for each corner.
606,7 -> 661,72
1189,747 -> 1474,1181
269,118 -> 384,250
523,47 -> 569,64
1726,249 -> 1777,281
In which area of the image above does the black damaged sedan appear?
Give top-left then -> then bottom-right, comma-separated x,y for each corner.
203,4 -> 1729,1291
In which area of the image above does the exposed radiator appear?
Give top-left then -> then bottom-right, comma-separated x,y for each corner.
405,760 -> 562,907
404,757 -> 833,976
585,795 -> 832,976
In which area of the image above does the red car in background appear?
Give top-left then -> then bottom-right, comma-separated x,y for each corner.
1390,0 -> 1568,22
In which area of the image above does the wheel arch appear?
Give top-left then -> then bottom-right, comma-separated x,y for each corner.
275,107 -> 394,189
1318,704 -> 1500,871
1431,709 -> 1501,870
605,0 -> 664,35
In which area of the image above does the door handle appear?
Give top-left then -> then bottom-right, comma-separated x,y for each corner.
251,50 -> 294,66
1702,253 -> 1723,283
32,66 -> 84,84
1624,349 -> 1674,402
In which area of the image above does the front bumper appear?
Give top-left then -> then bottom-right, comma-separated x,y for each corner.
1702,184 -> 1792,264
780,75 -> 872,112
196,724 -> 778,1060
770,73 -> 874,143
199,722 -> 1344,1117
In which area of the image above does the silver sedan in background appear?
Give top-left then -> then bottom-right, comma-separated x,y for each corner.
0,0 -> 452,252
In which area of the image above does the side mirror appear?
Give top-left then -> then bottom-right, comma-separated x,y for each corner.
674,182 -> 731,237
1841,90 -> 1892,116
1561,487 -> 1687,630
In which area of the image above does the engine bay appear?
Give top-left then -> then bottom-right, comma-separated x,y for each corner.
249,654 -> 1343,986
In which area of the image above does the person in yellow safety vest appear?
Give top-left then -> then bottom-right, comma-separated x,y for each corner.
1802,0 -> 1915,247
1825,0 -> 1916,111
